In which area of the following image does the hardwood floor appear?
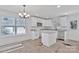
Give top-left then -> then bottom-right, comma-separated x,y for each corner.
10,39 -> 79,53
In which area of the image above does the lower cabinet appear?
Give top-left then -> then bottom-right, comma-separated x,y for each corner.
41,31 -> 57,47
31,31 -> 40,40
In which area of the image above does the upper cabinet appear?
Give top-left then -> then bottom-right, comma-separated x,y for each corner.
59,16 -> 68,27
31,17 -> 53,27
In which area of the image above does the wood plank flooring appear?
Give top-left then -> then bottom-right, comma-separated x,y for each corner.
10,39 -> 79,53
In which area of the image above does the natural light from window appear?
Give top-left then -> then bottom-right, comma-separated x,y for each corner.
1,16 -> 26,36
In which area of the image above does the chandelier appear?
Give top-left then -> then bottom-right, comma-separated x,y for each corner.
18,5 -> 30,18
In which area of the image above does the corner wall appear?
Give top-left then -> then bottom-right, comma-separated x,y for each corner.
66,14 -> 79,41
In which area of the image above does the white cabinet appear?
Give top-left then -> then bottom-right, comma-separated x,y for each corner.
57,31 -> 64,39
41,31 -> 57,47
31,30 -> 40,40
56,16 -> 67,40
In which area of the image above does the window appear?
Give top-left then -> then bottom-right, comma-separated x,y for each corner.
1,27 -> 15,35
1,17 -> 26,35
17,27 -> 25,34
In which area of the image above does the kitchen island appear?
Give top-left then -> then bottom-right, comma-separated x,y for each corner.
40,29 -> 57,47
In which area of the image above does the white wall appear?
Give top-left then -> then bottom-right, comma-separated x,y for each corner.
66,14 -> 79,41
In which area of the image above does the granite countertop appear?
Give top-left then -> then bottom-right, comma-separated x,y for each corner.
57,28 -> 67,31
40,29 -> 57,33
31,26 -> 67,32
40,29 -> 57,31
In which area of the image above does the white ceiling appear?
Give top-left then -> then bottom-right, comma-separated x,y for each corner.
0,5 -> 79,18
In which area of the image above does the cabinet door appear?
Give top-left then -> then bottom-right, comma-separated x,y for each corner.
57,31 -> 64,39
59,16 -> 67,27
57,16 -> 67,39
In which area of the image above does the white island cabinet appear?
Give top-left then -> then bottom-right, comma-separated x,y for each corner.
41,30 -> 57,47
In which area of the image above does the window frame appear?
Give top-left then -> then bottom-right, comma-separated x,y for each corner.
1,17 -> 26,36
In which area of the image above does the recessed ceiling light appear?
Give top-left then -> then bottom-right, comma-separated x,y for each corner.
57,5 -> 61,8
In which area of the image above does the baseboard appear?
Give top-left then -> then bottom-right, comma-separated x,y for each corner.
57,38 -> 64,41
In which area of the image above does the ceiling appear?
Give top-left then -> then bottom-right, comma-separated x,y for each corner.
0,5 -> 79,18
